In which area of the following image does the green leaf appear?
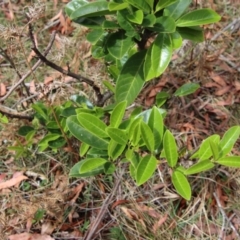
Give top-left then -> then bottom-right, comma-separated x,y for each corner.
129,117 -> 142,146
79,142 -> 90,157
184,160 -> 215,175
69,160 -> 104,177
38,134 -> 61,152
209,140 -> 219,160
176,26 -> 204,42
103,20 -> 119,29
191,134 -> 220,161
172,170 -> 191,200
176,9 -> 221,27
70,1 -> 111,19
108,2 -> 129,11
145,0 -> 154,10
170,31 -> 182,49
87,29 -> 104,44
106,127 -> 128,145
219,126 -> 240,157
87,148 -> 108,158
156,0 -> 178,12
67,116 -> 109,149
127,10 -> 143,24
117,10 -> 136,37
108,139 -> 126,160
144,33 -> 172,81
110,100 -> 127,128
142,14 -> 156,26
77,113 -> 108,138
136,155 -> 157,186
164,0 -> 191,20
116,50 -> 146,105
18,126 -> 34,136
140,121 -> 155,152
155,91 -> 170,107
149,16 -> 176,33
163,130 -> 178,167
174,83 -> 200,97
80,158 -> 107,174
217,156 -> 240,168
107,31 -> 134,59
148,106 -> 164,151
124,0 -> 151,13
65,0 -> 88,17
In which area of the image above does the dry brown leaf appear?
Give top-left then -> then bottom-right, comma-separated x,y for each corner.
0,83 -> 6,97
215,85 -> 232,96
153,213 -> 168,233
0,173 -> 28,190
208,71 -> 227,87
8,233 -> 54,240
120,206 -> 139,220
41,221 -> 55,235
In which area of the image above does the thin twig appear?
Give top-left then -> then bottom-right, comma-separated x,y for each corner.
213,192 -> 240,239
0,31 -> 56,102
0,104 -> 33,120
83,176 -> 121,240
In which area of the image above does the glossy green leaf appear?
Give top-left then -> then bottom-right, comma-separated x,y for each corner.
144,33 -> 172,81
149,16 -> 176,33
156,0 -> 178,12
174,83 -> 200,97
148,106 -> 164,150
106,127 -> 128,145
145,0 -> 154,9
108,2 -> 129,11
164,0 -> 191,20
110,100 -> 127,128
176,9 -> 221,27
219,126 -> 240,157
87,148 -> 108,158
103,80 -> 115,93
108,139 -> 126,160
184,160 -> 215,175
77,113 -> 108,138
155,91 -> 170,107
125,0 -> 151,13
127,10 -> 143,24
80,158 -> 107,173
136,155 -> 157,186
102,20 -> 119,29
140,121 -> 155,152
69,159 -> 104,177
129,117 -> 142,146
117,10 -> 136,37
172,170 -> 191,200
142,14 -> 156,26
65,0 -> 88,17
79,142 -> 90,157
107,32 -> 134,59
163,130 -> 178,167
38,134 -> 61,152
170,31 -> 182,49
18,126 -> 34,136
48,137 -> 66,149
217,156 -> 240,168
176,26 -> 204,42
70,1 -> 110,20
191,134 -> 220,161
116,50 -> 146,105
67,116 -> 109,149
87,29 -> 104,44
209,140 -> 219,160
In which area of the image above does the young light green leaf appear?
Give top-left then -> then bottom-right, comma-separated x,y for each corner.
108,2 -> 129,11
110,100 -> 127,128
156,0 -> 178,12
67,116 -> 109,149
163,130 -> 178,167
140,121 -> 155,152
216,156 -> 240,168
165,0 -> 191,20
107,32 -> 134,59
172,170 -> 191,200
116,51 -> 146,105
129,118 -> 142,146
70,1 -> 110,20
127,10 -> 144,24
184,160 -> 215,175
174,83 -> 200,97
69,160 -> 104,177
191,134 -> 220,161
209,140 -> 219,160
108,139 -> 126,160
136,155 -> 157,186
176,9 -> 221,27
106,127 -> 128,145
79,142 -> 90,157
77,113 -> 108,138
170,31 -> 182,49
80,158 -> 107,174
38,134 -> 61,152
219,126 -> 240,157
125,0 -> 151,13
